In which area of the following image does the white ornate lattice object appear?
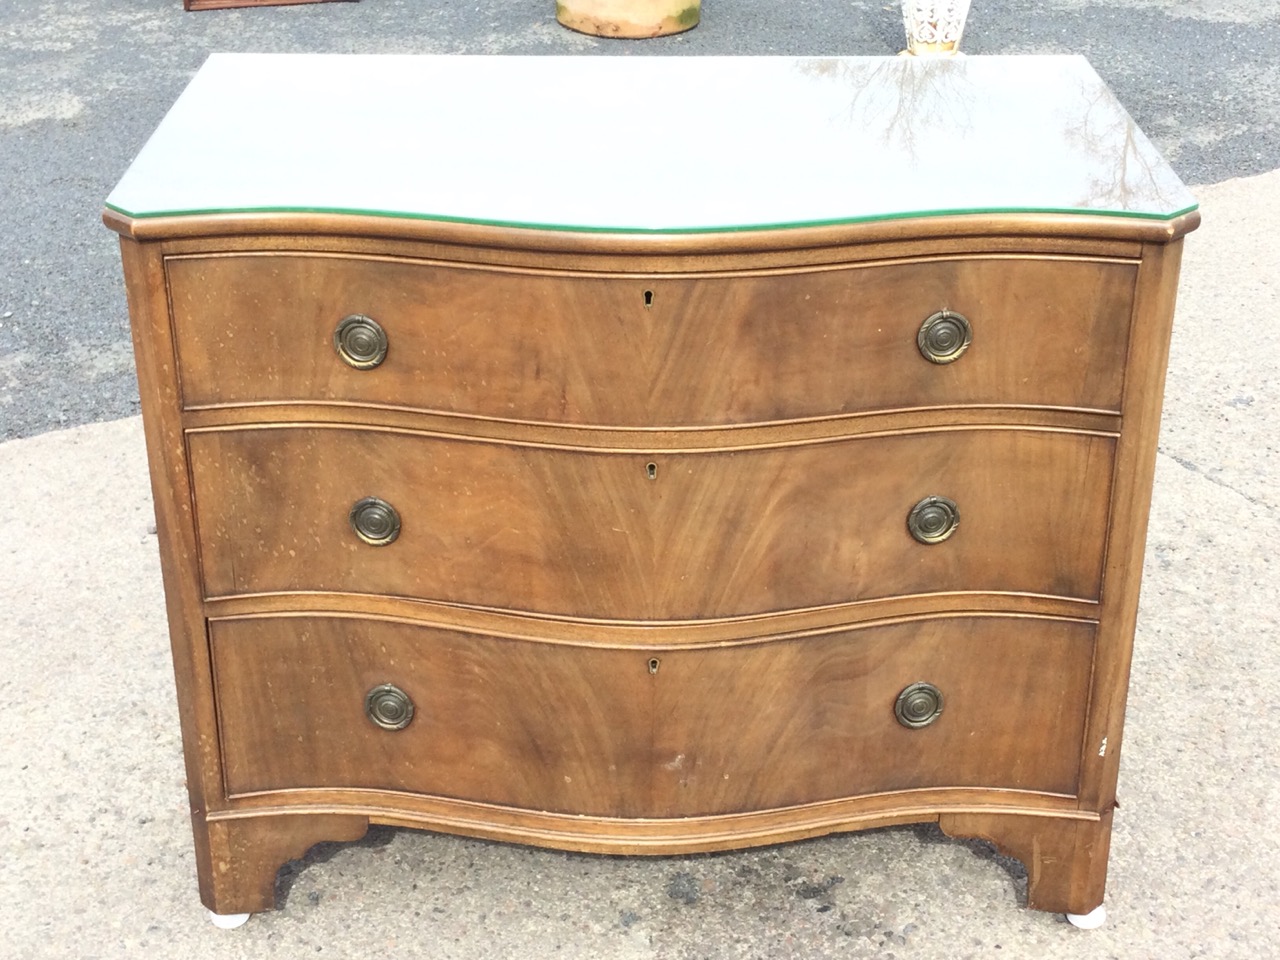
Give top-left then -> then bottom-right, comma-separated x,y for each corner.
901,0 -> 971,55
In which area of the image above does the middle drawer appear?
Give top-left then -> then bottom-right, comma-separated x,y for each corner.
189,425 -> 1114,618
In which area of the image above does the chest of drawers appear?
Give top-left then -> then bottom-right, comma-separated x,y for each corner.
105,54 -> 1198,926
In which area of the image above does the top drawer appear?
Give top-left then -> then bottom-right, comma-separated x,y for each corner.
167,253 -> 1136,425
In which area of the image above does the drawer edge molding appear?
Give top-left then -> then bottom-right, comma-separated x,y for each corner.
160,246 -> 1143,276
105,207 -> 1198,249
182,403 -> 1122,444
204,787 -> 1093,857
154,231 -> 1150,276
204,593 -> 1099,648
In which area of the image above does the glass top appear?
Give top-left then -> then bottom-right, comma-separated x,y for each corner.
105,54 -> 1197,234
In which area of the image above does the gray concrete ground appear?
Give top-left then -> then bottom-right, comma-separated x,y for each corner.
2,1 -> 1279,957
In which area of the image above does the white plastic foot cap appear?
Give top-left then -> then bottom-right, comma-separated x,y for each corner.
208,910 -> 251,929
1066,904 -> 1107,929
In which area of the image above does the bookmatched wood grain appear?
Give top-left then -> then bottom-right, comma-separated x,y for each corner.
187,425 -> 1116,617
110,210 -> 1191,916
211,613 -> 1096,810
167,252 -> 1136,422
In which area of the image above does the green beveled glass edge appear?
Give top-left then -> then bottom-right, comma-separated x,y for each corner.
103,200 -> 1200,234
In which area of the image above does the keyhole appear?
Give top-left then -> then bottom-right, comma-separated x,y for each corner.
643,290 -> 654,309
648,658 -> 661,675
646,462 -> 658,480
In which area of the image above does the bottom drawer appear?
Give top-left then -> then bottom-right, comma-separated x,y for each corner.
211,615 -> 1095,815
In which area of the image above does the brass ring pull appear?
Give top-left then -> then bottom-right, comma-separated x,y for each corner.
907,495 -> 959,544
365,684 -> 414,730
895,682 -> 944,729
349,496 -> 401,546
917,310 -> 972,364
334,314 -> 388,369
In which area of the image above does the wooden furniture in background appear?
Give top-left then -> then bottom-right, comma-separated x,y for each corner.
104,54 -> 1198,928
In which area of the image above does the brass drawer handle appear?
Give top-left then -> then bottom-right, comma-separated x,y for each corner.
895,682 -> 943,729
365,684 -> 414,731
349,496 -> 401,546
334,314 -> 388,369
917,310 -> 972,364
907,495 -> 959,544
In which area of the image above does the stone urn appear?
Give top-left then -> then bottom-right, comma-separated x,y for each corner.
556,0 -> 700,37
901,0 -> 971,55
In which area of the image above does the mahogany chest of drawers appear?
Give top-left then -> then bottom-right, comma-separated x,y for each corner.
105,54 -> 1198,926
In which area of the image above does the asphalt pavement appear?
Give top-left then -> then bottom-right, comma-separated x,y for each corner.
1,2 -> 1278,958
1,0 -> 1279,439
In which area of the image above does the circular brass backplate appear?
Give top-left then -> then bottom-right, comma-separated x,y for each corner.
917,310 -> 972,364
334,314 -> 389,369
907,495 -> 959,544
895,682 -> 944,729
365,684 -> 414,731
349,496 -> 401,546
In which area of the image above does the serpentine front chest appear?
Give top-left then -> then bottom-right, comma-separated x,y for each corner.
105,53 -> 1198,926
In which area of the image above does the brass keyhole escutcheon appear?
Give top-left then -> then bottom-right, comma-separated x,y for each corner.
349,496 -> 401,546
646,462 -> 658,480
643,289 -> 654,309
895,682 -> 943,729
648,658 -> 661,675
365,684 -> 414,730
334,314 -> 389,369
907,495 -> 959,544
917,310 -> 972,364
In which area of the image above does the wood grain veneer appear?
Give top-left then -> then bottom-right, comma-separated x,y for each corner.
110,194 -> 1192,920
211,614 -> 1096,809
111,212 -> 1192,920
188,425 -> 1116,617
166,253 -> 1136,421
105,54 -> 1201,921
